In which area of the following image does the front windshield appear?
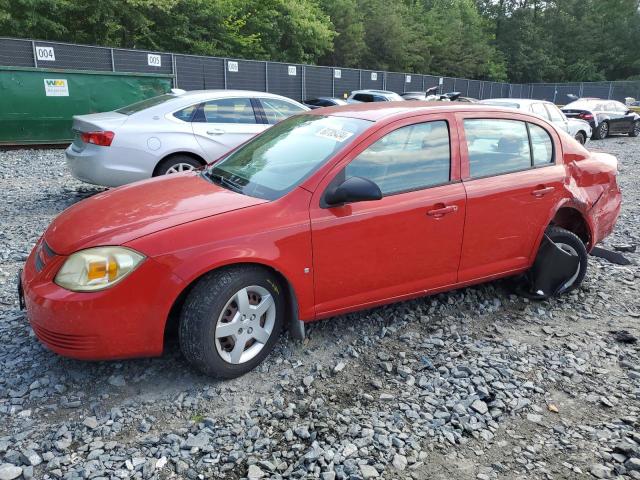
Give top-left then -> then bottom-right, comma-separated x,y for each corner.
204,115 -> 372,200
116,94 -> 177,115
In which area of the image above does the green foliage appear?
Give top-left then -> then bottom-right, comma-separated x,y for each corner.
0,0 -> 638,82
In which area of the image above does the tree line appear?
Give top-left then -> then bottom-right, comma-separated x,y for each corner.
1,0 -> 639,83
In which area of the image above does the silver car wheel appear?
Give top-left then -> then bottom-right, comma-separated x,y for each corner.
166,163 -> 196,174
598,122 -> 609,138
214,286 -> 276,365
555,242 -> 581,292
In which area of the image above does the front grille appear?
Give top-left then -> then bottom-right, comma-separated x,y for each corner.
35,240 -> 57,272
32,323 -> 98,352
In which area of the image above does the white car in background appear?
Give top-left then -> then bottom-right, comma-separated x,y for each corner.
480,98 -> 593,145
65,90 -> 308,187
346,90 -> 404,103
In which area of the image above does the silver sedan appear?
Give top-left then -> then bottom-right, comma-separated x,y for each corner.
65,90 -> 309,187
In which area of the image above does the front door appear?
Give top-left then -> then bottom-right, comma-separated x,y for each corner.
310,115 -> 466,316
191,97 -> 266,160
457,114 -> 565,282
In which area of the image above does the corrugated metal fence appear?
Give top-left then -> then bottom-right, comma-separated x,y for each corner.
2,37 -> 639,104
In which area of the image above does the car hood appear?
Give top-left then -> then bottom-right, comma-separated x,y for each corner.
45,173 -> 267,255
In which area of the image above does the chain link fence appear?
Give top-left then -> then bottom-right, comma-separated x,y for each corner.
2,37 -> 639,104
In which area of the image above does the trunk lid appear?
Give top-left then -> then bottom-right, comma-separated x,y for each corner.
70,112 -> 128,150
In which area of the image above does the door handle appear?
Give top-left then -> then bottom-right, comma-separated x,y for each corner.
207,128 -> 225,135
531,186 -> 555,197
427,204 -> 458,217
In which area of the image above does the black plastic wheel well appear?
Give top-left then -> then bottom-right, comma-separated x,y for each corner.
152,152 -> 207,177
163,262 -> 297,347
550,207 -> 590,246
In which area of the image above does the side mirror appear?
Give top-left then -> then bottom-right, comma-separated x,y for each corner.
325,176 -> 382,206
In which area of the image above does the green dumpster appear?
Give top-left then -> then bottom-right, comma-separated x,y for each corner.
0,66 -> 173,145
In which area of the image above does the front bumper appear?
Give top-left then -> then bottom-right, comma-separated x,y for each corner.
22,239 -> 184,360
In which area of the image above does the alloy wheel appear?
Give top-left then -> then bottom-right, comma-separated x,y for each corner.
599,122 -> 609,138
214,286 -> 276,364
166,163 -> 196,174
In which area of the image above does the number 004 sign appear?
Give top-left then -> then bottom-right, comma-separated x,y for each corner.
36,46 -> 55,62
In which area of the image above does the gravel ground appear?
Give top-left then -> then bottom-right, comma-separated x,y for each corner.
0,136 -> 639,480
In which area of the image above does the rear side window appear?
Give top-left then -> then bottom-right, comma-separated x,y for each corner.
345,120 -> 450,195
116,94 -> 177,115
530,103 -> 549,119
259,98 -> 306,124
464,119 -> 554,177
196,98 -> 256,124
353,93 -> 374,102
529,124 -> 553,165
545,104 -> 565,122
173,104 -> 198,122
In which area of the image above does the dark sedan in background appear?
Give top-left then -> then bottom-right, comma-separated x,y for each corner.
303,97 -> 348,109
562,98 -> 640,139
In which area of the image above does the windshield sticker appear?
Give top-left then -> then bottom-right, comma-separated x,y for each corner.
315,127 -> 354,142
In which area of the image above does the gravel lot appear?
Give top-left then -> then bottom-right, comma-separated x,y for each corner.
0,136 -> 639,480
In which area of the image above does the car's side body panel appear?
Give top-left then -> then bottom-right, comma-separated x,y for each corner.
23,103 -> 622,362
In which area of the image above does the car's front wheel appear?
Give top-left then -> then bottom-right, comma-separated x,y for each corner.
179,265 -> 285,378
574,131 -> 586,145
595,121 -> 609,140
630,121 -> 640,137
155,155 -> 202,176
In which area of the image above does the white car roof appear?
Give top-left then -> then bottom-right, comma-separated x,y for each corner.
174,89 -> 300,102
481,98 -> 552,106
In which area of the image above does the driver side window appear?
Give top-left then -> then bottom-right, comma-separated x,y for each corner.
344,121 -> 451,195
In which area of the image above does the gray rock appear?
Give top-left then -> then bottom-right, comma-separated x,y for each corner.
393,454 -> 408,471
248,464 -> 266,479
0,464 -> 22,480
359,464 -> 379,478
471,400 -> 488,415
184,432 -> 210,449
590,464 -> 612,478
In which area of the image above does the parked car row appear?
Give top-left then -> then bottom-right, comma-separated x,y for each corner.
21,90 -> 624,378
561,98 -> 640,140
480,98 -> 593,145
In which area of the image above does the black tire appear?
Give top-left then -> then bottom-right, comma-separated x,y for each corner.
594,121 -> 609,140
545,226 -> 588,295
574,131 -> 586,145
155,155 -> 202,176
630,121 -> 640,137
179,265 -> 285,378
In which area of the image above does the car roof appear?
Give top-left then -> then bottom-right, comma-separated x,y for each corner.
308,101 -> 520,122
350,89 -> 398,95
174,89 -> 298,101
483,98 -> 550,106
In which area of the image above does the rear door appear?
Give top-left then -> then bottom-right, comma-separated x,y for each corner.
309,114 -> 466,316
191,97 -> 264,160
457,113 -> 565,282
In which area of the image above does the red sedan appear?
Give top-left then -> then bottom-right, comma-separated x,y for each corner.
20,103 -> 621,378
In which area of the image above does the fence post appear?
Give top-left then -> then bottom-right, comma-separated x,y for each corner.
223,60 -> 227,89
332,68 -> 335,97
301,65 -> 305,101
265,62 -> 268,92
578,83 -> 584,99
508,84 -> 512,98
111,49 -> 116,72
359,70 -> 362,90
607,82 -> 613,100
170,54 -> 176,88
31,40 -> 38,68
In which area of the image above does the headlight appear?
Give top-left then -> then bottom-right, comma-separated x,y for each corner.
54,247 -> 145,292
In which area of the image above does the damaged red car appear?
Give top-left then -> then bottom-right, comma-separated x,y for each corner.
19,103 -> 621,378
